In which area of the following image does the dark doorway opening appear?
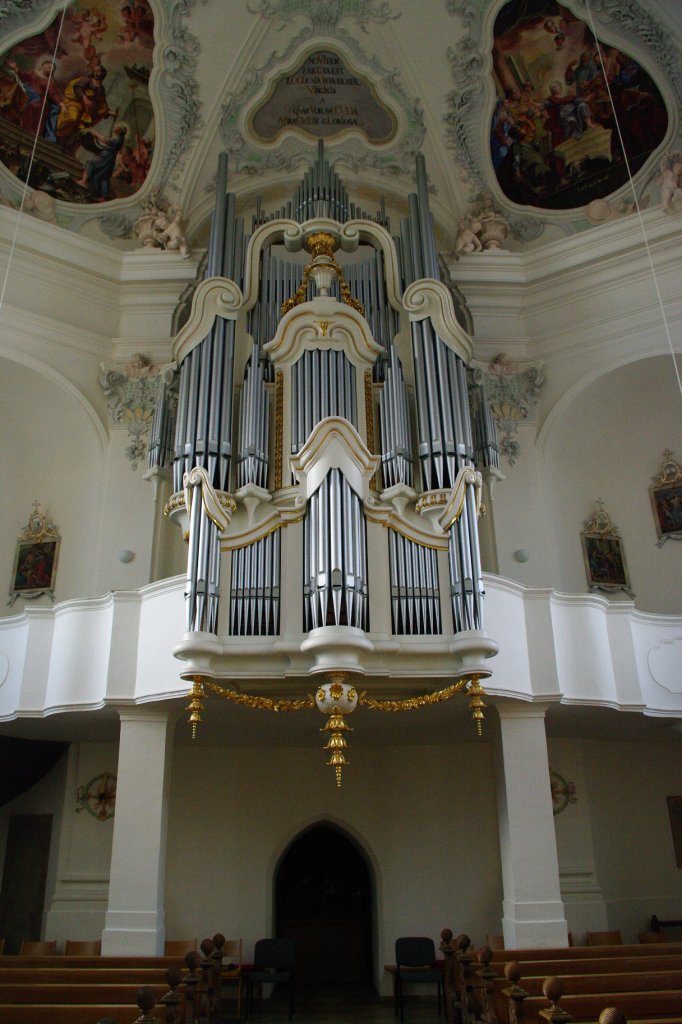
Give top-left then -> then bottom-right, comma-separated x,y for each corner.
276,824 -> 373,985
0,814 -> 53,954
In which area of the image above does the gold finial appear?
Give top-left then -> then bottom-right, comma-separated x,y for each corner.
467,675 -> 486,736
304,231 -> 338,258
186,676 -> 205,739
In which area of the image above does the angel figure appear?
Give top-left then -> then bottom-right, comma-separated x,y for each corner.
454,214 -> 483,257
659,152 -> 682,213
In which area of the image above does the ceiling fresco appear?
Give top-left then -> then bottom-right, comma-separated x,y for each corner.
0,0 -> 678,248
490,0 -> 668,210
0,0 -> 154,203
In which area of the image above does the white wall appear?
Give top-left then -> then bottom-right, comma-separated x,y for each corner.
543,356 -> 682,613
45,742 -> 118,944
490,355 -> 682,614
0,360 -> 104,618
164,739 -> 502,993
582,736 -> 682,943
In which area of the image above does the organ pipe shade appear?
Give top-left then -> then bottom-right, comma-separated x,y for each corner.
230,531 -> 281,636
303,469 -> 368,631
388,530 -> 441,635
291,349 -> 357,455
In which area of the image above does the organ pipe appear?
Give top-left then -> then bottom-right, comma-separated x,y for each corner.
304,469 -> 368,632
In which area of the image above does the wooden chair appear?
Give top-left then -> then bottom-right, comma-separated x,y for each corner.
19,939 -> 57,955
639,930 -> 668,943
586,929 -> 623,946
64,939 -> 101,955
222,938 -> 243,1020
164,938 -> 198,956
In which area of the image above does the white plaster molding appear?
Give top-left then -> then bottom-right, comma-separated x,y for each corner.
438,467 -> 483,532
647,636 -> 682,694
264,298 -> 384,369
171,278 -> 244,365
402,278 -> 474,363
290,416 -> 379,498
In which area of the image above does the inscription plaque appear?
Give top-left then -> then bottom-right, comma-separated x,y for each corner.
251,50 -> 397,143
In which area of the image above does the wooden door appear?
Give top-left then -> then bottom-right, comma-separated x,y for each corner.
276,824 -> 372,985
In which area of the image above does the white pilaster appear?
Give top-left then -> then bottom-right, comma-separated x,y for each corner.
494,701 -> 568,948
101,709 -> 174,955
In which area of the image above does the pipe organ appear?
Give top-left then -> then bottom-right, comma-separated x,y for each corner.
162,141 -> 497,687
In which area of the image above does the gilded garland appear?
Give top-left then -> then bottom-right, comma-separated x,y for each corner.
186,671 -> 487,787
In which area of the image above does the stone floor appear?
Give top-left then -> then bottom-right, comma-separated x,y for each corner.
237,984 -> 441,1024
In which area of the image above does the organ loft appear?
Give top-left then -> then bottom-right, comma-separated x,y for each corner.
150,142 -> 499,779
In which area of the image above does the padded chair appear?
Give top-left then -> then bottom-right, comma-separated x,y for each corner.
164,939 -> 198,956
246,938 -> 295,1020
19,939 -> 57,956
394,936 -> 444,1021
586,929 -> 623,946
65,939 -> 101,955
222,938 -> 243,1020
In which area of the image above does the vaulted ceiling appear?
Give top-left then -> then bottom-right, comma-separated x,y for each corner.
0,0 -> 680,254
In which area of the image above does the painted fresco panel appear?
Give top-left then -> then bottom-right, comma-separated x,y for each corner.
0,0 -> 154,204
490,0 -> 668,209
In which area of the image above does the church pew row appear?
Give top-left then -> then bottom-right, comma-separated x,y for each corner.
490,942 -> 682,961
489,954 -> 682,976
494,969 -> 682,996
440,934 -> 682,1024
0,951 -> 209,1024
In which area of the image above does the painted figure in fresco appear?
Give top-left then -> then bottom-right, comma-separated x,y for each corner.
543,81 -> 594,146
56,64 -> 115,154
5,56 -> 65,142
77,122 -> 127,200
0,56 -> 28,125
70,7 -> 109,64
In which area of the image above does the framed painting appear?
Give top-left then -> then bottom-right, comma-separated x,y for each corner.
649,450 -> 682,546
581,500 -> 633,597
8,504 -> 60,606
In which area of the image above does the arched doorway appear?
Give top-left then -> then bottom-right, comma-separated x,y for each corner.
275,824 -> 373,985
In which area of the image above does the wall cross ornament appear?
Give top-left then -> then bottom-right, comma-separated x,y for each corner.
550,769 -> 577,815
75,772 -> 117,820
99,354 -> 178,470
8,501 -> 60,606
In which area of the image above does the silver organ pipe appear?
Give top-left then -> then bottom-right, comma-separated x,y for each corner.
172,153 -> 239,495
379,344 -> 413,489
385,528 -> 438,630
304,469 -> 368,631
230,530 -> 281,636
237,343 -> 270,490
147,367 -> 178,471
290,350 -> 357,455
184,475 -> 221,634
468,369 -> 500,470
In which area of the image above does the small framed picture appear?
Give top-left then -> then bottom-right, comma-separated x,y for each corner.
581,500 -> 633,597
8,504 -> 60,606
650,450 -> 682,546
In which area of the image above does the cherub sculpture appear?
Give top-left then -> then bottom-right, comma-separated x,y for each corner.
454,214 -> 483,257
659,152 -> 682,213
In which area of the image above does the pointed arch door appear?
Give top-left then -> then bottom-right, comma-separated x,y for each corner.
275,824 -> 373,984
